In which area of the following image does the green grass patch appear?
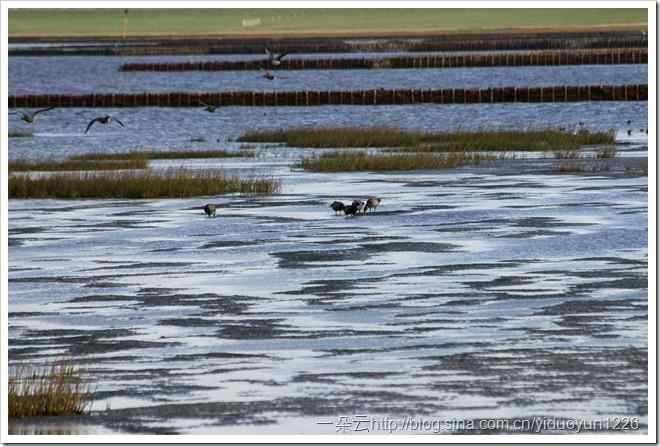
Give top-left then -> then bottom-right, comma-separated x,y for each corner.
9,167 -> 281,199
69,149 -> 255,161
8,9 -> 647,37
299,151 -> 501,172
239,126 -> 615,152
9,158 -> 147,172
9,361 -> 93,418
9,129 -> 34,138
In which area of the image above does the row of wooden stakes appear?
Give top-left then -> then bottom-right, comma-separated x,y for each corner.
9,84 -> 648,109
120,48 -> 648,72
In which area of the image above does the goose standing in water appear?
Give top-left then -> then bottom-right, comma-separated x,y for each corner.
11,107 -> 55,123
365,197 -> 382,213
85,115 -> 125,134
330,201 -> 345,214
265,48 -> 290,67
203,204 -> 217,218
344,202 -> 359,216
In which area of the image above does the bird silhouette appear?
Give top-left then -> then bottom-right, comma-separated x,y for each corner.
260,67 -> 275,80
10,107 -> 55,123
200,101 -> 218,113
85,115 -> 125,134
265,48 -> 290,67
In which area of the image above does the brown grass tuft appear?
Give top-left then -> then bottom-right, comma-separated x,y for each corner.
9,360 -> 93,418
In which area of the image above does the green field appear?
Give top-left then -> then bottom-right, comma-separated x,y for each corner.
8,8 -> 648,38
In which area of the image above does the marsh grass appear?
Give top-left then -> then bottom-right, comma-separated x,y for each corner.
299,151 -> 501,172
595,145 -> 617,159
9,158 -> 148,172
8,361 -> 93,418
70,149 -> 255,161
625,166 -> 648,176
553,149 -> 582,159
238,127 -> 615,151
9,129 -> 34,138
9,167 -> 280,199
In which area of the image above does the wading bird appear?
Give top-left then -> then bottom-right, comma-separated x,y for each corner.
344,202 -> 359,216
365,197 -> 382,213
85,115 -> 125,134
265,48 -> 290,67
203,204 -> 217,218
330,201 -> 345,214
10,107 -> 55,123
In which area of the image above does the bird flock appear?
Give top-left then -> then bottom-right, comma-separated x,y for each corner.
202,197 -> 382,218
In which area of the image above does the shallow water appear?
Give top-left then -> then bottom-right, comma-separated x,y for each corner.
8,102 -> 649,162
8,151 -> 648,434
8,52 -> 649,435
9,55 -> 647,95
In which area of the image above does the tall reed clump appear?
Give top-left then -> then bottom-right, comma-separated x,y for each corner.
8,361 -> 93,418
69,149 -> 255,161
9,168 -> 281,199
9,158 -> 148,172
299,151 -> 497,172
238,126 -> 615,151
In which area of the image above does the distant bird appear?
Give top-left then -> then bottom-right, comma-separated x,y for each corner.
265,48 -> 290,67
330,201 -> 345,214
200,101 -> 218,113
261,68 -> 275,80
10,107 -> 55,123
350,200 -> 366,215
365,197 -> 382,213
344,202 -> 359,216
203,204 -> 217,218
627,129 -> 632,136
85,115 -> 125,134
626,119 -> 632,125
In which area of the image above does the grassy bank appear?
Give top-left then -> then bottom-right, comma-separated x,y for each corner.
9,158 -> 147,172
9,361 -> 92,418
69,149 -> 255,161
299,151 -> 499,172
239,127 -> 615,151
9,168 -> 280,199
9,9 -> 646,38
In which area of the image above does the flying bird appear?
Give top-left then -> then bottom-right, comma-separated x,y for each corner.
85,115 -> 125,134
200,101 -> 218,113
265,48 -> 290,67
10,107 -> 55,123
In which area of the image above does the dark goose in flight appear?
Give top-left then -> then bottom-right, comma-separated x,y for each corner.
11,107 -> 55,123
85,115 -> 125,134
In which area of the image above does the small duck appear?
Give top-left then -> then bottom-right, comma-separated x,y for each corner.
330,201 -> 345,214
627,129 -> 632,136
11,107 -> 55,124
85,115 -> 125,134
203,204 -> 217,218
